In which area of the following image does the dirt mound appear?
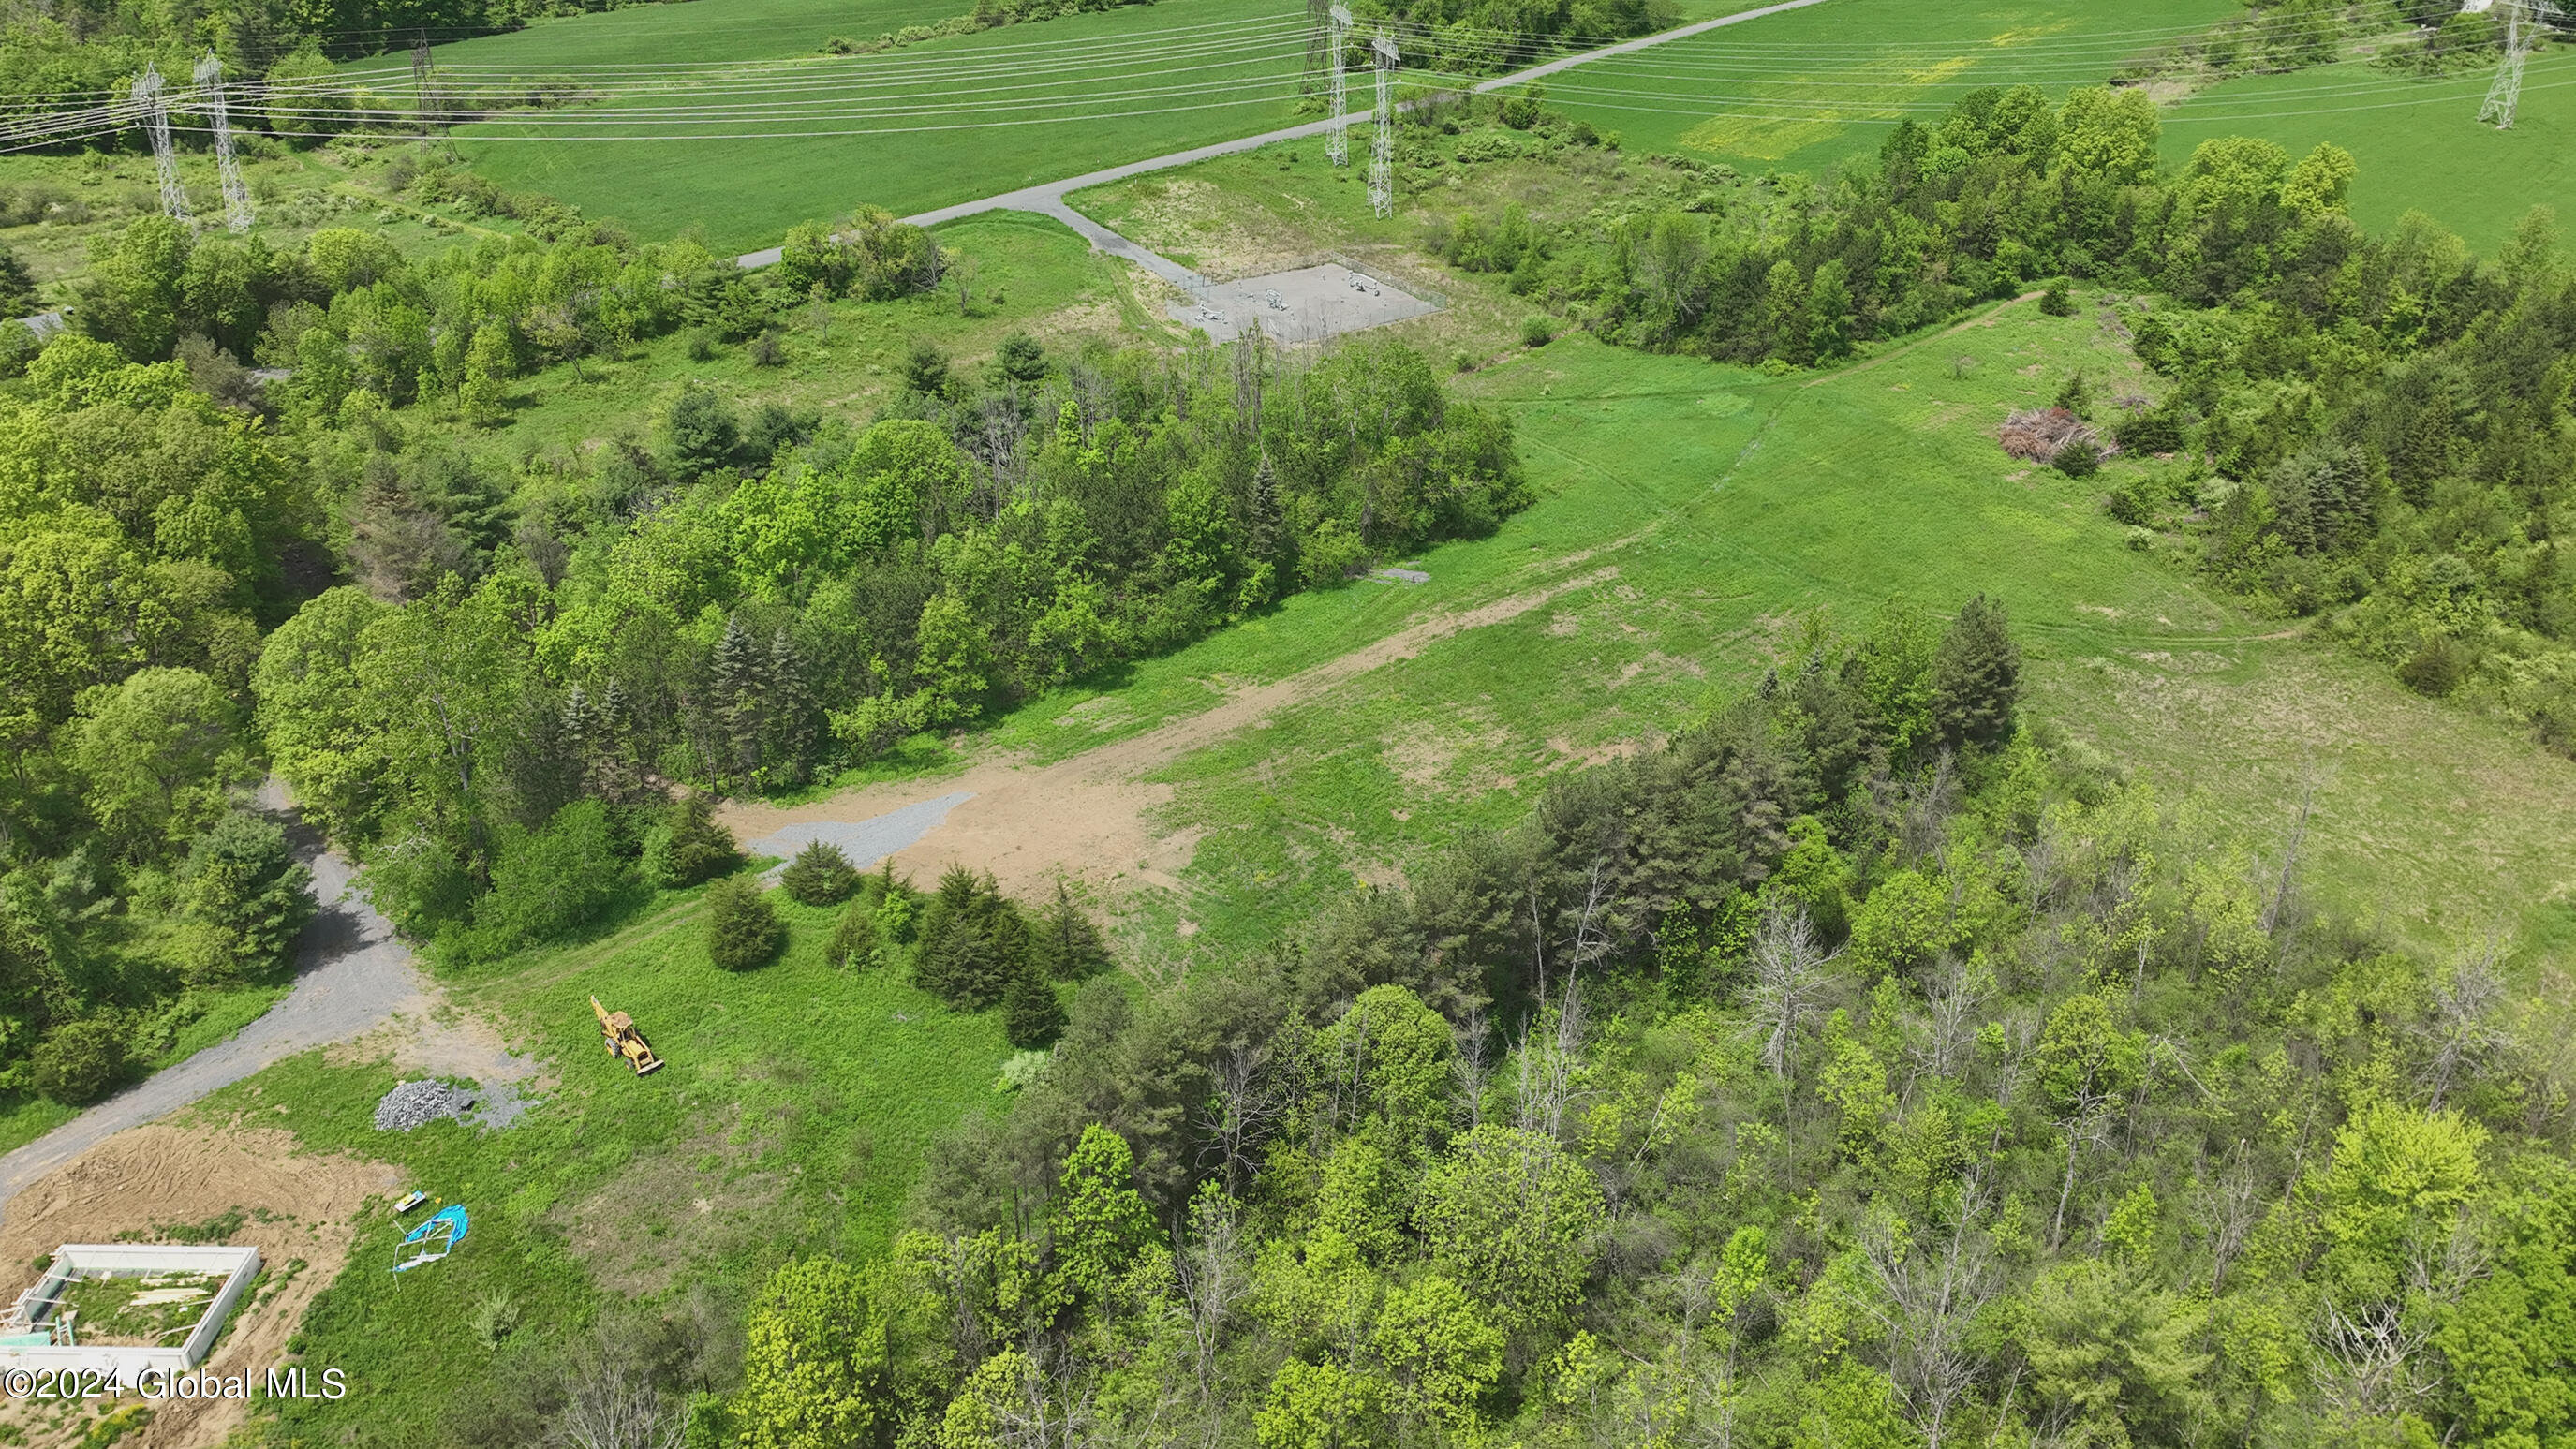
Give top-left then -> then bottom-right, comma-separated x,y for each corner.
0,1124 -> 397,1449
721,565 -> 1622,899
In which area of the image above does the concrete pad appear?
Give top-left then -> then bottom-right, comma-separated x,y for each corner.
1171,263 -> 1438,346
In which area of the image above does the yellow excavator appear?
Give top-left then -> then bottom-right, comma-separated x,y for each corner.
591,996 -> 664,1076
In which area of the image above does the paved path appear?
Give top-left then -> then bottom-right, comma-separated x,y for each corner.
0,812 -> 426,1224
734,0 -> 1836,272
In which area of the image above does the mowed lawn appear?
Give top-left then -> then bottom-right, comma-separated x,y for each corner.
2163,49 -> 2576,254
428,0 -> 1311,250
1520,0 -> 2237,173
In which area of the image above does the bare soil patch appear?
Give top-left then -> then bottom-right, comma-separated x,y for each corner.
721,565 -> 1624,896
0,1125 -> 396,1449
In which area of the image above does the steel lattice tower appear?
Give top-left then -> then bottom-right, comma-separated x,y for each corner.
195,53 -> 255,232
2479,0 -> 2529,127
132,65 -> 192,224
1369,29 -> 1398,219
413,32 -> 437,126
1327,5 -> 1353,167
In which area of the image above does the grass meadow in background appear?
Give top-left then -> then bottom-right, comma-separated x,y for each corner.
2162,48 -> 2576,255
1517,0 -> 2237,176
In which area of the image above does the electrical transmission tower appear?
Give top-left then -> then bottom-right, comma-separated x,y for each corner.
1369,29 -> 1398,219
195,53 -> 255,233
413,31 -> 438,126
132,65 -> 192,224
2476,0 -> 2562,128
1327,5 -> 1353,167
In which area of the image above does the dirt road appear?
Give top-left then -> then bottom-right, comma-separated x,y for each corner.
724,562 -> 1623,894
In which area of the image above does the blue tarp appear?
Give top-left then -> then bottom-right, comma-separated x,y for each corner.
392,1205 -> 468,1272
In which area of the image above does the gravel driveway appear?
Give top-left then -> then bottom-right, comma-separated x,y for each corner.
0,815 -> 426,1224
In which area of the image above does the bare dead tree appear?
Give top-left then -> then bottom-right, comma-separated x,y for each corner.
1196,1041 -> 1286,1198
1744,904 -> 1836,1087
1514,982 -> 1587,1141
1861,1197 -> 1999,1449
2422,936 -> 2511,1112
1175,1190 -> 1251,1448
553,1352 -> 686,1449
1453,1004 -> 1491,1132
1920,956 -> 1983,1081
2313,1299 -> 2435,1425
2197,1142 -> 2261,1294
2258,769 -> 2319,935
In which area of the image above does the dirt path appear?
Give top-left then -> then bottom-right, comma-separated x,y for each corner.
723,563 -> 1622,895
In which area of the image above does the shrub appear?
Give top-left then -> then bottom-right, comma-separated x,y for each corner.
902,339 -> 949,394
2399,634 -> 2467,697
747,329 -> 785,367
2038,281 -> 2075,316
644,793 -> 740,889
781,840 -> 860,906
2053,439 -> 2101,478
1002,969 -> 1066,1047
31,1018 -> 127,1104
706,876 -> 783,971
825,895 -> 878,968
2113,404 -> 2186,456
1520,316 -> 1554,348
468,800 -> 629,957
914,866 -> 1028,1010
175,811 -> 317,983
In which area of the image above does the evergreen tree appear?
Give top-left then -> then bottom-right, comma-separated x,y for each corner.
781,840 -> 859,906
825,894 -> 879,968
1002,967 -> 1065,1047
914,865 -> 1027,1009
1028,879 -> 1112,982
649,792 -> 740,888
175,811 -> 316,983
1930,594 -> 2021,750
708,617 -> 763,786
706,875 -> 783,971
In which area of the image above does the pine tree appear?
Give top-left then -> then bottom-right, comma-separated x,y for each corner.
781,839 -> 858,906
1029,879 -> 1112,982
706,875 -> 783,971
1930,595 -> 2022,750
1003,967 -> 1066,1047
652,792 -> 740,888
709,617 -> 763,786
825,894 -> 878,968
762,628 -> 815,787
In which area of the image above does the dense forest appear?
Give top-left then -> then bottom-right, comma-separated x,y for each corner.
1427,80 -> 2576,756
450,599 -> 2576,1449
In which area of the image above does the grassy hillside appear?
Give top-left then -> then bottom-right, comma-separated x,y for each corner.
2162,48 -> 2576,253
1520,0 -> 2237,173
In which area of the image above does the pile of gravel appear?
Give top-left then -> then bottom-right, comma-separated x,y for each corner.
373,1080 -> 478,1132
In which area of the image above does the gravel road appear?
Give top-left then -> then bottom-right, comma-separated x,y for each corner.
0,812 -> 426,1224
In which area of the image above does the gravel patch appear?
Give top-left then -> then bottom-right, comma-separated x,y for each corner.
373,1080 -> 477,1132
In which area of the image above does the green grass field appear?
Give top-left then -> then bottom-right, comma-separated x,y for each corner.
2163,48 -> 2576,254
213,878 -> 1013,1446
1518,0 -> 2237,176
439,0 -> 1311,250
